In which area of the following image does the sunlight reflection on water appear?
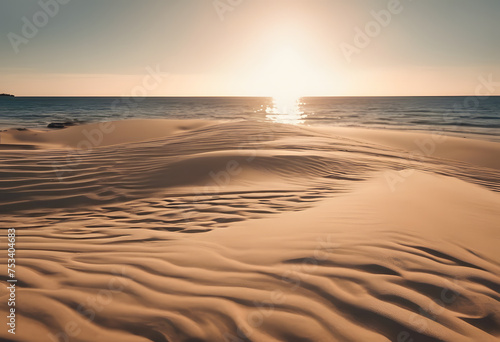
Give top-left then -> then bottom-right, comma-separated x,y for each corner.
265,95 -> 307,125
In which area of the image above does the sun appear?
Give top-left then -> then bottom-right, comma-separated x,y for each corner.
259,43 -> 314,124
245,33 -> 330,123
265,44 -> 310,97
242,25 -> 334,99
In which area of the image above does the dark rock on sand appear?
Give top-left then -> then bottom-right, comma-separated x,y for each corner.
47,120 -> 82,129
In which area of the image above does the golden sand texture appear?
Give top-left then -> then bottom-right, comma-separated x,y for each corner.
1,119 -> 499,341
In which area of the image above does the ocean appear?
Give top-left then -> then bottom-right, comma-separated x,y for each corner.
0,96 -> 499,141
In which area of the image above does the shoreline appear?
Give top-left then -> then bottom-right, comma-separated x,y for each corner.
1,118 -> 500,147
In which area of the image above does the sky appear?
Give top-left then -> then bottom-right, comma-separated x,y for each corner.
0,0 -> 499,96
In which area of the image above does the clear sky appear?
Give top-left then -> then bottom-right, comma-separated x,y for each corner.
1,0 -> 499,96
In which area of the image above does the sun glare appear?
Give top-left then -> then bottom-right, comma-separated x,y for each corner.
265,94 -> 307,125
260,43 -> 312,125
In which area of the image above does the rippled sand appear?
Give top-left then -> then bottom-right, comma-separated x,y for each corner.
1,120 -> 499,342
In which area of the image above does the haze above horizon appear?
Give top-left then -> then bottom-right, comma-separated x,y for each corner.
1,0 -> 500,97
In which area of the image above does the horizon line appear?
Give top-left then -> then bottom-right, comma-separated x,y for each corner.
4,95 -> 500,98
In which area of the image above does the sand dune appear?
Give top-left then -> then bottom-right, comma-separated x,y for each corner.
1,120 -> 499,341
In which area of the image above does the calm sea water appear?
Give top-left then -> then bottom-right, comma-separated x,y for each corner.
0,97 -> 499,140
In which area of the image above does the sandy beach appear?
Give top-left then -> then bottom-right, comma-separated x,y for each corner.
1,119 -> 499,342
